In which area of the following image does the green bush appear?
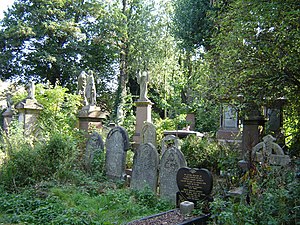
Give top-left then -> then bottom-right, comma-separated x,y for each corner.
210,166 -> 299,225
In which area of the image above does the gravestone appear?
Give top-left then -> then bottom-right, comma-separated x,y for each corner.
141,122 -> 157,147
161,135 -> 180,156
159,146 -> 187,204
252,135 -> 291,166
105,126 -> 130,180
131,143 -> 159,192
84,132 -> 104,171
176,167 -> 213,207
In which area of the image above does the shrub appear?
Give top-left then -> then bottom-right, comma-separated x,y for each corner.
210,165 -> 299,224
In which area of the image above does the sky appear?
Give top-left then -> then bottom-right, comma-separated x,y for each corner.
0,0 -> 14,19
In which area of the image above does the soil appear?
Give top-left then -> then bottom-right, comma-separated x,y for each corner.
127,209 -> 198,225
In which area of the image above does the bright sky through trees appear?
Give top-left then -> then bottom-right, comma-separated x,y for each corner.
0,0 -> 14,19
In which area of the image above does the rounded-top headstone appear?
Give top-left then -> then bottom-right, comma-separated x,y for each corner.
105,126 -> 130,180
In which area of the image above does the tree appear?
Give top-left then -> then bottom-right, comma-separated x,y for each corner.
0,0 -> 116,93
205,0 -> 300,152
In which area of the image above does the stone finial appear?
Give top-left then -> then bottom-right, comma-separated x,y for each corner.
26,81 -> 35,99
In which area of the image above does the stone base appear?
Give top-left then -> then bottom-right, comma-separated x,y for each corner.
78,106 -> 107,132
133,100 -> 153,145
216,129 -> 242,149
15,98 -> 43,136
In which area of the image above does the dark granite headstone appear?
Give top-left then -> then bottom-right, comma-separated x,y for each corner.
176,167 -> 213,206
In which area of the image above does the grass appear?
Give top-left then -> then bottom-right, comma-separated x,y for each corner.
0,181 -> 173,225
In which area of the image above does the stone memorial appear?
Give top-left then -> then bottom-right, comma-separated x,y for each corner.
133,71 -> 153,145
131,143 -> 159,192
84,132 -> 104,171
77,70 -> 107,131
176,167 -> 213,206
159,146 -> 187,204
15,81 -> 43,135
252,135 -> 291,166
161,135 -> 180,156
2,93 -> 14,133
141,122 -> 157,147
105,126 -> 130,180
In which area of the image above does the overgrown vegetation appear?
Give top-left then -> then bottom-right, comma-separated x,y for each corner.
0,184 -> 172,224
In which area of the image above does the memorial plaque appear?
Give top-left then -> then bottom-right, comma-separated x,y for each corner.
176,167 -> 213,204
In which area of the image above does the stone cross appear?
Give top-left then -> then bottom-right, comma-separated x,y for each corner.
131,143 -> 159,192
252,135 -> 291,166
105,126 -> 130,180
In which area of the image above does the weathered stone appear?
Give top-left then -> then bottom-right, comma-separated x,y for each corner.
180,201 -> 194,215
105,126 -> 130,180
84,132 -> 104,171
131,143 -> 159,192
252,135 -> 291,166
133,100 -> 153,145
141,122 -> 156,147
161,135 -> 180,156
15,94 -> 43,136
159,146 -> 186,204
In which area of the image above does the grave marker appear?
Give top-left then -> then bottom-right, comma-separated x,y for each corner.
176,167 -> 213,206
105,126 -> 130,180
131,143 -> 159,192
84,132 -> 104,171
159,146 -> 186,204
141,122 -> 157,147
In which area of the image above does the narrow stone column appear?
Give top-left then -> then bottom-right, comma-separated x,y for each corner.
133,100 -> 153,145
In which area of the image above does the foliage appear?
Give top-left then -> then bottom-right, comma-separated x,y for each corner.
181,135 -> 240,173
210,165 -> 299,225
0,184 -> 172,224
0,130 -> 79,190
204,0 -> 300,154
172,0 -> 213,51
0,0 -> 117,92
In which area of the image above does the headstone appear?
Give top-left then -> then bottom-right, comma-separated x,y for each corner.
141,122 -> 156,147
130,143 -> 159,192
252,135 -> 291,166
159,146 -> 187,204
176,167 -> 213,206
84,132 -> 104,171
161,135 -> 180,156
105,126 -> 130,180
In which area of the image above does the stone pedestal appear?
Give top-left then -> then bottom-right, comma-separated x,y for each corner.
15,98 -> 43,135
242,118 -> 265,158
133,100 -> 153,145
2,109 -> 13,133
78,106 -> 106,132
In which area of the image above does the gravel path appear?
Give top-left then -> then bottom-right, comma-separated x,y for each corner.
127,209 -> 197,225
